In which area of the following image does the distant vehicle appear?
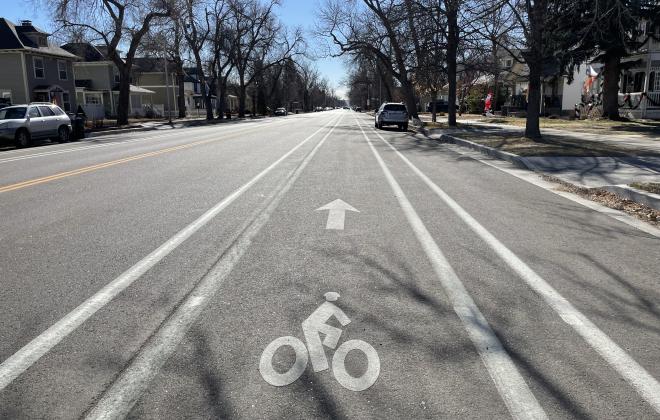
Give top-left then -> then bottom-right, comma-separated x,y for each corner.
426,100 -> 448,113
375,102 -> 408,131
342,106 -> 349,109
314,106 -> 324,112
274,107 -> 287,116
324,107 -> 332,111
354,106 -> 362,112
0,103 -> 73,148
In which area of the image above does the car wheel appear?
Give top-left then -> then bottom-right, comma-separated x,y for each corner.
57,126 -> 70,143
374,120 -> 378,128
14,129 -> 31,148
403,124 -> 408,131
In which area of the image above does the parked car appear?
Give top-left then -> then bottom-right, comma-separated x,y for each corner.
426,100 -> 448,113
375,102 -> 409,131
0,103 -> 73,148
274,107 -> 287,116
354,106 -> 362,112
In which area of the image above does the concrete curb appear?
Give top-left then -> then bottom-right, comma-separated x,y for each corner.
87,126 -> 158,138
601,185 -> 660,211
430,131 -> 533,170
416,126 -> 660,211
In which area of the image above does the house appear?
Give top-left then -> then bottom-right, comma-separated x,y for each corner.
182,66 -> 218,115
496,23 -> 660,119
61,42 -> 155,119
133,57 -> 190,117
0,18 -> 77,111
617,23 -> 660,119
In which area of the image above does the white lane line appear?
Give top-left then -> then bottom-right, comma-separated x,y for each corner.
0,116 -> 301,164
370,125 -> 660,414
442,144 -> 660,238
356,118 -> 547,420
0,113 -> 342,391
84,113 -> 345,420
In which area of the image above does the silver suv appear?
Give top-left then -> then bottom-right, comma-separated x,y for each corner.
0,103 -> 73,148
375,102 -> 409,131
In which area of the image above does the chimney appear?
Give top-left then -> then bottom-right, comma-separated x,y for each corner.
20,20 -> 32,27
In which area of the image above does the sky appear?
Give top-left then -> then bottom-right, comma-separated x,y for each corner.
2,0 -> 349,98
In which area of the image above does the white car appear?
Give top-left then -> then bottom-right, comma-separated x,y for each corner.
375,103 -> 409,131
0,103 -> 73,148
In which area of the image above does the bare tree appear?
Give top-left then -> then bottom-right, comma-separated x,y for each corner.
54,0 -> 172,125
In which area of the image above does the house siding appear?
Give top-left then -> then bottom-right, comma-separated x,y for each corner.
0,52 -> 28,103
73,63 -> 114,91
23,52 -> 77,110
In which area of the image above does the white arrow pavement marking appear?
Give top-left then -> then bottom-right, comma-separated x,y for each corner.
316,199 -> 359,230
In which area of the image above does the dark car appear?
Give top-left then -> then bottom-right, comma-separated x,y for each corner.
426,100 -> 448,112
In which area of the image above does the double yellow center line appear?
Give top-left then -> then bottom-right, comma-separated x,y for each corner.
0,137 -> 218,194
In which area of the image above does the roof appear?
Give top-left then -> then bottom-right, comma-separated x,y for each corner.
133,57 -> 176,73
111,84 -> 155,94
0,18 -> 77,59
61,43 -> 107,62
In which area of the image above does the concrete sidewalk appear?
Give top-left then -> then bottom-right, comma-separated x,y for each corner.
424,124 -> 660,209
456,119 -> 660,155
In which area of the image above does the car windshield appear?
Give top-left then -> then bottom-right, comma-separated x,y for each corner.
0,107 -> 26,119
384,104 -> 406,111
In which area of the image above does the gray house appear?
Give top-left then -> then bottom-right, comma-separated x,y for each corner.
0,18 -> 77,111
61,43 -> 156,119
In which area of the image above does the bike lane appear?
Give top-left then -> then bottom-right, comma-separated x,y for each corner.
125,115 -> 513,419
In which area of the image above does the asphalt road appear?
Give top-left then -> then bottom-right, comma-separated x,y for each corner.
0,110 -> 658,419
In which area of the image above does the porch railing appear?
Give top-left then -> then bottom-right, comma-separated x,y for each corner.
618,92 -> 660,109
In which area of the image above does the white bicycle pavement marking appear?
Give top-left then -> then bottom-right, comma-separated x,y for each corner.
0,113 -> 342,392
369,122 -> 660,414
357,117 -> 548,420
260,292 -> 380,392
82,113 -> 345,420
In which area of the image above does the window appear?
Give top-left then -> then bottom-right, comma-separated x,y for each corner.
28,107 -> 41,118
114,68 -> 121,84
505,59 -> 513,68
58,61 -> 68,80
383,104 -> 407,112
38,106 -> 54,116
649,72 -> 660,92
633,72 -> 645,92
33,57 -> 45,79
85,93 -> 102,104
62,92 -> 71,112
51,106 -> 65,115
0,107 -> 26,119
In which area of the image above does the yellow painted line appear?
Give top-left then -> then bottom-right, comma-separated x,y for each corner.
0,137 -> 218,194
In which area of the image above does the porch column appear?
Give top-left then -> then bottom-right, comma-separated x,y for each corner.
641,58 -> 652,119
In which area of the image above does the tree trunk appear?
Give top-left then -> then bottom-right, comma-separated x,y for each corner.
176,70 -> 186,119
525,60 -> 542,139
117,68 -> 131,126
602,52 -> 621,120
431,89 -> 437,122
216,80 -> 226,120
401,80 -> 417,119
446,0 -> 459,127
203,81 -> 213,120
238,79 -> 247,118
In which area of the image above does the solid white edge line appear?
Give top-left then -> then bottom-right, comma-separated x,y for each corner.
0,112 -> 342,391
356,118 -> 547,420
439,143 -> 660,238
84,112 -> 345,420
370,124 -> 660,414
